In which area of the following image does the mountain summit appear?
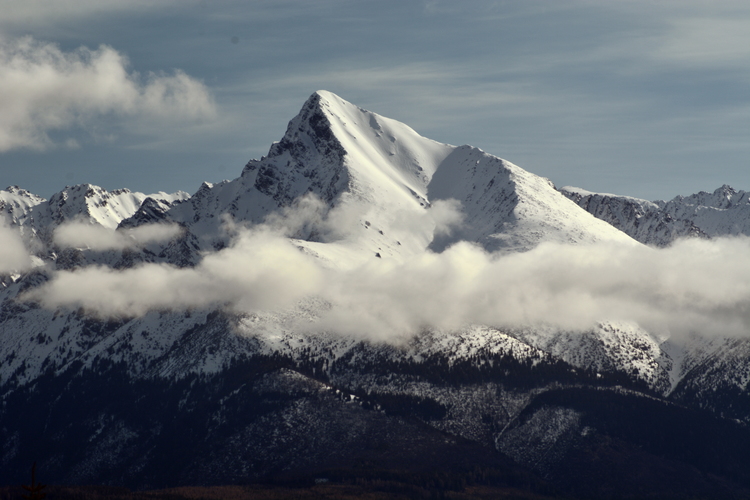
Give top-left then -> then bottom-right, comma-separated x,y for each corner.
143,90 -> 637,257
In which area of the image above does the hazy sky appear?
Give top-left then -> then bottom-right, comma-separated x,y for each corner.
0,0 -> 748,201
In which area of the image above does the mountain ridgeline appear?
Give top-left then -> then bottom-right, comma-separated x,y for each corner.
3,91 -> 750,499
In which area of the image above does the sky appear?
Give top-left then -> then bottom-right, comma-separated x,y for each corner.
0,0 -> 748,202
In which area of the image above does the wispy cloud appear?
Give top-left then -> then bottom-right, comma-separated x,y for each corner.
26,225 -> 324,317
653,18 -> 750,69
24,197 -> 750,341
0,0 -> 175,25
0,221 -> 32,273
53,221 -> 184,251
310,237 -> 750,340
0,36 -> 216,152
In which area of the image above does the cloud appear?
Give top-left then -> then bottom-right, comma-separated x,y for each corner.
26,226 -> 323,317
262,192 -> 330,239
653,18 -> 750,68
0,221 -> 32,273
567,1 -> 750,75
53,221 -> 184,251
260,191 -> 455,242
0,36 -> 216,152
25,204 -> 750,341
0,0 -> 175,26
429,199 -> 464,236
311,237 -> 750,340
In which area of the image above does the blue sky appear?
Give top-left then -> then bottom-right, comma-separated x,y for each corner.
0,0 -> 748,201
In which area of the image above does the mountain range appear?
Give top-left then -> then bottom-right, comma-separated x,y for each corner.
2,91 -> 750,499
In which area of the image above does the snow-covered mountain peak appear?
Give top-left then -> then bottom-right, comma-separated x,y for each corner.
306,90 -> 452,191
165,91 -> 641,258
564,184 -> 750,246
37,184 -> 188,231
258,91 -> 346,177
7,94 -> 750,494
0,184 -> 190,256
165,91 -> 459,258
0,186 -> 46,224
2,185 -> 43,199
252,90 -> 453,203
428,147 -> 638,252
664,184 -> 750,211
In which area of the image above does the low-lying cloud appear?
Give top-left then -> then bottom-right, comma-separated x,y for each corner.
310,236 -> 750,340
0,35 -> 216,152
54,221 -> 183,250
0,221 -> 31,273
27,227 -> 323,317
24,214 -> 750,341
260,193 -> 463,245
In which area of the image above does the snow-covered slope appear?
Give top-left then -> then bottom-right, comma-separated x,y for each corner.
659,185 -> 750,238
0,186 -> 45,225
671,336 -> 750,423
31,184 -> 188,233
429,149 -> 637,252
154,91 -> 638,259
561,185 -> 750,246
512,322 -> 674,394
2,183 -> 188,245
158,91 -> 454,261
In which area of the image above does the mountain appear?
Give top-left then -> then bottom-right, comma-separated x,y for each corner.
2,91 -> 750,499
560,184 -> 750,247
147,90 -> 451,261
3,183 -> 187,233
131,91 -> 636,260
0,183 -> 189,269
0,186 -> 45,225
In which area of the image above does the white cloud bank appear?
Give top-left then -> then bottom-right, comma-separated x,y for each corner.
27,227 -> 323,317
311,237 -> 750,340
54,221 -> 184,251
0,36 -> 216,152
25,220 -> 750,340
0,222 -> 31,273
